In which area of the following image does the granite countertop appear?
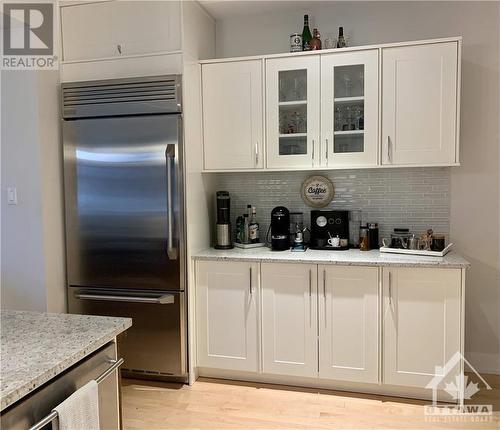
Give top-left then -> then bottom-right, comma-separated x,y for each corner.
0,310 -> 132,411
192,247 -> 470,268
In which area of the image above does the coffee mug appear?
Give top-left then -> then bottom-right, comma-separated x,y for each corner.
328,236 -> 340,247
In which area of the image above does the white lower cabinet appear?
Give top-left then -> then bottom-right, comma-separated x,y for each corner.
261,263 -> 318,377
319,266 -> 379,383
383,267 -> 461,388
195,259 -> 464,399
196,260 -> 259,372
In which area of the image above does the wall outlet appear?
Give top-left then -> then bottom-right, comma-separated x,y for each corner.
7,187 -> 17,205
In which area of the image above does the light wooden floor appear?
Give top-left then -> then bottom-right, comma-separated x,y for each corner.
122,375 -> 500,430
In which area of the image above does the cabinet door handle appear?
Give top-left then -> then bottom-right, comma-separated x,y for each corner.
312,140 -> 315,166
388,271 -> 392,306
323,269 -> 327,328
387,136 -> 392,163
323,269 -> 326,299
309,269 -> 312,326
325,138 -> 329,165
309,269 -> 312,297
249,267 -> 253,295
255,141 -> 259,166
117,44 -> 122,54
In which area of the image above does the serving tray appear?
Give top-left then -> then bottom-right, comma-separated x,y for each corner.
379,243 -> 453,257
234,242 -> 266,249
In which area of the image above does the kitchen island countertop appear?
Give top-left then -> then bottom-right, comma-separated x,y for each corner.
192,247 -> 470,269
0,310 -> 132,411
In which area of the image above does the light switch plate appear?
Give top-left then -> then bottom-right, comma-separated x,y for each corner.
7,187 -> 17,205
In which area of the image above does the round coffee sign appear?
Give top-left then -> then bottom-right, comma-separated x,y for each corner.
301,175 -> 335,208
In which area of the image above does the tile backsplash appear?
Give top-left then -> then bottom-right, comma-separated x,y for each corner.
212,167 -> 450,244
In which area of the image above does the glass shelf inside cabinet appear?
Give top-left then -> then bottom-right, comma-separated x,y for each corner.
334,134 -> 364,153
279,135 -> 307,155
333,64 -> 365,154
278,69 -> 308,156
334,64 -> 364,99
279,69 -> 307,102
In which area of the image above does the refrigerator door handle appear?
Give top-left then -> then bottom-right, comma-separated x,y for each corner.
166,144 -> 178,260
75,293 -> 175,305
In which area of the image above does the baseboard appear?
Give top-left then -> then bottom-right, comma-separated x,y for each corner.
198,367 -> 456,403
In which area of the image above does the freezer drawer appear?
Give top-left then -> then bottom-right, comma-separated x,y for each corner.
68,287 -> 186,379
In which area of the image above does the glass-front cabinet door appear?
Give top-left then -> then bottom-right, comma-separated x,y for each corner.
266,56 -> 320,169
321,50 -> 379,167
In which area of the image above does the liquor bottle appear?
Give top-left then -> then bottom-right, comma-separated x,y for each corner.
235,216 -> 244,243
337,26 -> 346,48
249,207 -> 260,243
310,28 -> 322,50
301,15 -> 312,51
243,214 -> 250,244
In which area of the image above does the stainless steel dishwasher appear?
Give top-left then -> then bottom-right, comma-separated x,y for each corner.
0,342 -> 122,430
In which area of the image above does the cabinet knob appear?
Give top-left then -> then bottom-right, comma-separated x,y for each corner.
117,44 -> 122,54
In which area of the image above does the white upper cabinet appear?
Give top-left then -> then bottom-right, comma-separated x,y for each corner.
199,37 -> 461,171
202,60 -> 264,170
61,1 -> 181,62
261,263 -> 318,378
321,50 -> 379,167
319,266 -> 379,383
383,267 -> 461,389
266,56 -> 320,169
196,260 -> 260,372
382,42 -> 459,165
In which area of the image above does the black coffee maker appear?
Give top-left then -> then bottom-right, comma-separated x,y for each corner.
270,206 -> 290,251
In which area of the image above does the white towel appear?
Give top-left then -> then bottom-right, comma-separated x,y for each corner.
53,380 -> 100,430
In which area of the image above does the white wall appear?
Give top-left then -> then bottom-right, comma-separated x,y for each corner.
1,72 -> 47,310
181,0 -> 217,384
214,1 -> 500,374
1,70 -> 66,313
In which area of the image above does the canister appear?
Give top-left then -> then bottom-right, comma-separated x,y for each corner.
368,223 -> 379,249
290,33 -> 302,52
359,225 -> 370,251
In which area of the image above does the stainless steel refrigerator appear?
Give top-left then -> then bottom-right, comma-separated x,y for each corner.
62,75 -> 187,381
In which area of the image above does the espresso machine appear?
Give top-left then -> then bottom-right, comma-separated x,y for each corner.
214,191 -> 233,249
270,206 -> 290,251
310,210 -> 349,250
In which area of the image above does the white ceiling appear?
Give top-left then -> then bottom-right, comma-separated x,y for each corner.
199,1 -> 343,20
